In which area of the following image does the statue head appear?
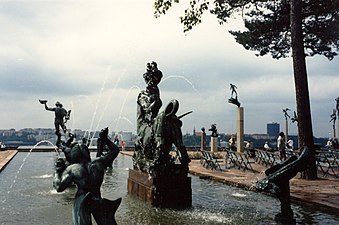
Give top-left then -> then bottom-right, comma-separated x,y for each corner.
99,127 -> 109,139
55,158 -> 67,173
143,61 -> 163,87
55,101 -> 63,107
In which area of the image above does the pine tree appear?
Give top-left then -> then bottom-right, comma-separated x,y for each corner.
154,0 -> 339,179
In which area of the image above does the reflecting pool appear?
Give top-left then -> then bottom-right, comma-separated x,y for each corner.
0,152 -> 338,225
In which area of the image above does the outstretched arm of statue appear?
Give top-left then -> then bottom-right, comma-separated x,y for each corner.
96,138 -> 104,157
95,139 -> 120,168
44,103 -> 54,111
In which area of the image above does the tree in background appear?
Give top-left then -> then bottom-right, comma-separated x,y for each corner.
153,0 -> 339,179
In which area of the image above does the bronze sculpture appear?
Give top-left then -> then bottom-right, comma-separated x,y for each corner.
209,124 -> 218,137
291,111 -> 298,123
59,133 -> 91,165
228,83 -> 241,107
133,61 -> 191,177
128,62 -> 192,208
330,109 -> 337,125
54,128 -> 121,225
256,147 -> 311,223
283,108 -> 291,120
40,100 -> 71,147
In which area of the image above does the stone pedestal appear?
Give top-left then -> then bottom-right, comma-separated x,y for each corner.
127,169 -> 192,208
237,107 -> 244,153
201,132 -> 206,150
285,119 -> 289,143
210,136 -> 218,153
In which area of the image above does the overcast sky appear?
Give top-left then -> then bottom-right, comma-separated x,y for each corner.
0,0 -> 338,138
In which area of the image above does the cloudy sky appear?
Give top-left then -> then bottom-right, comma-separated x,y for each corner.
0,0 -> 338,138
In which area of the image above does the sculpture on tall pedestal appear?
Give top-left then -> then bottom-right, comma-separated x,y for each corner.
256,147 -> 311,224
54,128 -> 121,225
283,108 -> 291,120
129,61 -> 192,208
228,83 -> 241,107
209,124 -> 218,152
209,124 -> 218,137
228,83 -> 244,152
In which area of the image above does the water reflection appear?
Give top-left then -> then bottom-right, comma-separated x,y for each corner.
0,152 -> 338,225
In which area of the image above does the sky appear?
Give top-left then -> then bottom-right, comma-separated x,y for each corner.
0,0 -> 338,138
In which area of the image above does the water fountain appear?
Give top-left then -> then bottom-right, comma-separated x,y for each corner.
1,151 -> 339,224
128,61 -> 192,208
1,64 -> 339,224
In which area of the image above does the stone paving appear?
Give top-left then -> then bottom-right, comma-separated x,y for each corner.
188,158 -> 339,212
0,150 -> 17,172
120,150 -> 339,212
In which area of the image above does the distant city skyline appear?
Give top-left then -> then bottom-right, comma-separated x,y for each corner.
0,1 -> 338,138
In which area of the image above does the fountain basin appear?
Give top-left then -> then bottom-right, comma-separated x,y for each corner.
0,152 -> 338,225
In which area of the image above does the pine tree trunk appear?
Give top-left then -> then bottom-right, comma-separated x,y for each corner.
290,0 -> 317,180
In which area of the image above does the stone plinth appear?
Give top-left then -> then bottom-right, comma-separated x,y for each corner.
127,169 -> 192,208
237,107 -> 244,153
201,132 -> 206,150
210,136 -> 218,153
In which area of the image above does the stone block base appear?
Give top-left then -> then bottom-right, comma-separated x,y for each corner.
127,169 -> 192,208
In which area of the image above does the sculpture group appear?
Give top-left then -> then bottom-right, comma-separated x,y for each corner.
39,62 -> 311,224
40,61 -> 192,224
40,101 -> 121,224
133,61 -> 191,177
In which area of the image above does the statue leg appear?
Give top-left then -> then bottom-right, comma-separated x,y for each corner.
54,121 -> 60,136
56,133 -> 62,148
61,122 -> 67,134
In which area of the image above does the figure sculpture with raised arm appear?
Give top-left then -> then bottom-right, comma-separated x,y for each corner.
40,100 -> 71,147
53,127 -> 121,225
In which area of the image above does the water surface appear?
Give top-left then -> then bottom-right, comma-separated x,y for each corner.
0,152 -> 338,225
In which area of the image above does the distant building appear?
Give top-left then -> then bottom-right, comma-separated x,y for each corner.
267,122 -> 280,137
251,133 -> 270,140
116,131 -> 137,147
